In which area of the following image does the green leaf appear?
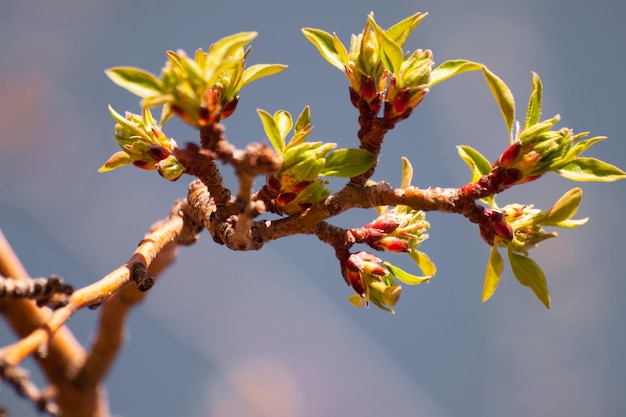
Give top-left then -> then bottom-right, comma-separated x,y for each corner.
383,261 -> 431,285
105,67 -> 162,98
429,60 -> 515,138
457,145 -> 492,182
408,250 -> 437,277
333,33 -> 349,66
508,248 -> 550,308
295,106 -> 311,133
524,72 -> 543,130
400,156 -> 413,188
481,66 -> 515,139
239,63 -> 288,88
568,135 -> 606,157
204,32 -> 257,82
386,12 -> 428,47
550,218 -> 588,228
368,15 -> 403,75
542,188 -> 582,225
274,110 -> 293,142
108,105 -> 151,142
98,151 -> 132,172
257,108 -> 284,157
301,28 -> 347,70
556,157 -> 626,182
319,148 -> 376,177
482,246 -> 504,302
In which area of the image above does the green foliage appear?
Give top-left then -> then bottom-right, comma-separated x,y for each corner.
100,10 -> 625,312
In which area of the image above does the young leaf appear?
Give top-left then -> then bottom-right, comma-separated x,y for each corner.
203,32 -> 257,81
400,156 -> 413,188
567,135 -> 606,157
556,157 -> 626,182
368,15 -> 403,75
457,145 -> 492,183
481,66 -> 515,139
257,109 -> 284,157
274,110 -> 293,142
482,246 -> 504,303
383,261 -> 431,285
524,72 -> 543,130
98,151 -> 132,172
319,148 -> 376,177
429,60 -> 515,139
386,12 -> 428,47
542,188 -> 582,225
239,64 -> 288,88
408,250 -> 436,277
508,248 -> 550,308
105,67 -> 162,98
302,28 -> 347,70
295,106 -> 311,133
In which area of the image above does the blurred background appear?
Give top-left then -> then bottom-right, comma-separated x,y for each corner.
1,0 -> 625,416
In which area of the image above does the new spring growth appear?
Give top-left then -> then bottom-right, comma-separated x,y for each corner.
99,106 -> 185,180
105,32 -> 286,128
260,106 -> 376,214
492,73 -> 625,186
355,207 -> 430,253
303,12 -> 433,121
342,251 -> 402,313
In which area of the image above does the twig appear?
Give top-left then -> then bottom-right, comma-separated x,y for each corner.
0,275 -> 73,307
0,361 -> 60,416
0,199 -> 198,369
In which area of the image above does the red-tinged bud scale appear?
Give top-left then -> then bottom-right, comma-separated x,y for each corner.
342,260 -> 366,296
220,96 -> 239,119
368,218 -> 400,234
496,141 -> 522,167
349,87 -> 361,108
147,144 -> 172,161
132,160 -> 155,170
493,220 -> 514,241
391,88 -> 411,115
359,75 -> 378,101
276,192 -> 297,206
369,236 -> 410,253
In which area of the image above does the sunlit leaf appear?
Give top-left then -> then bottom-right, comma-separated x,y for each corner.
319,148 -> 376,177
429,60 -> 515,138
386,12 -> 428,47
556,157 -> 626,182
384,261 -> 431,285
542,188 -> 582,225
302,28 -> 347,70
482,246 -> 504,302
274,110 -> 293,141
508,248 -> 550,308
368,15 -> 403,75
524,72 -> 543,130
239,63 -> 288,88
257,108 -> 284,156
400,157 -> 413,188
457,145 -> 492,182
98,151 -> 132,172
105,67 -> 162,98
408,250 -> 436,277
567,135 -> 606,157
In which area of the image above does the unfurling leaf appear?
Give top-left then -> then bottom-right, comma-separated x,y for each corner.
239,64 -> 288,88
556,158 -> 626,182
383,261 -> 431,285
400,157 -> 413,188
257,108 -> 284,157
319,148 -> 376,177
385,12 -> 428,47
302,28 -> 347,70
482,246 -> 504,302
524,72 -> 543,130
368,15 -> 403,75
542,188 -> 582,225
429,60 -> 515,139
408,250 -> 436,278
508,248 -> 550,308
457,145 -> 492,182
105,67 -> 162,98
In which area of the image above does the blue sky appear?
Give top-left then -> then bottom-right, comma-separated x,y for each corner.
1,1 -> 625,416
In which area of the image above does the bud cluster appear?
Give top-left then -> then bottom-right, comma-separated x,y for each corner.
99,107 -> 184,181
341,251 -> 401,313
355,206 -> 430,253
